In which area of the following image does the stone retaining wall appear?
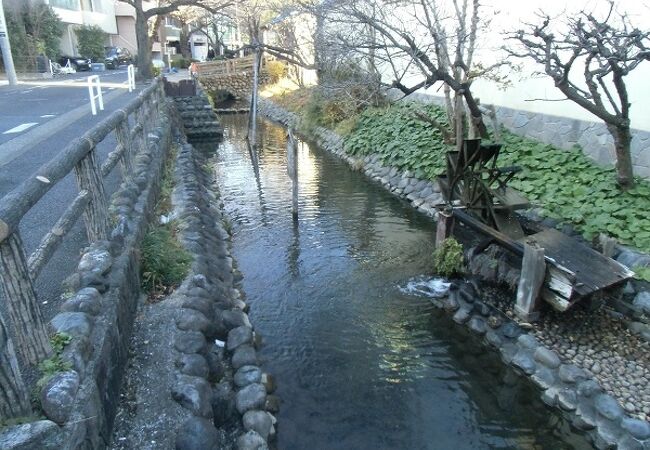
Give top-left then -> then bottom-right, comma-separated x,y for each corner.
258,97 -> 650,449
168,136 -> 277,450
199,72 -> 271,102
387,90 -> 650,180
0,105 -> 174,449
173,82 -> 223,141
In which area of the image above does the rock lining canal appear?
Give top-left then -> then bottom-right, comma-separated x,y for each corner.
209,114 -> 592,449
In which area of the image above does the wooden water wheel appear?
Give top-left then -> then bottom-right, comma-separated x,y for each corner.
438,139 -> 529,239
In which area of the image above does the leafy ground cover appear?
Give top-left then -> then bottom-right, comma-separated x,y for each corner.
269,89 -> 650,260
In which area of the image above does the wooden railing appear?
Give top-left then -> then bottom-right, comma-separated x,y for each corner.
0,78 -> 165,419
194,55 -> 267,77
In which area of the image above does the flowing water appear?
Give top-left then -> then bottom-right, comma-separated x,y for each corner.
209,115 -> 591,450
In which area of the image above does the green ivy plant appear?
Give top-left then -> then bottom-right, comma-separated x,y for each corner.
36,333 -> 72,390
433,238 -> 465,277
341,101 -> 650,255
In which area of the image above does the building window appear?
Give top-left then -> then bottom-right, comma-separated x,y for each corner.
90,0 -> 109,13
49,0 -> 81,10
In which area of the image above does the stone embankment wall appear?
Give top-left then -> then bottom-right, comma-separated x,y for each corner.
0,106 -> 174,449
259,97 -> 650,449
173,85 -> 224,141
167,137 -> 278,450
388,90 -> 650,179
198,72 -> 271,101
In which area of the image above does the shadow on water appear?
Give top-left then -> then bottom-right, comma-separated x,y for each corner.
206,114 -> 593,450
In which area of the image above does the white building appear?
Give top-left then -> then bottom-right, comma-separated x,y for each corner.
44,0 -> 116,55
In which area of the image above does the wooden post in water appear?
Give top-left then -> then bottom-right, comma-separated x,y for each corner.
515,243 -> 546,322
435,209 -> 454,248
287,129 -> 298,220
0,232 -> 52,365
248,45 -> 262,149
0,312 -> 31,420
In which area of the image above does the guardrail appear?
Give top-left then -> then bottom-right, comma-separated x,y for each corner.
194,55 -> 267,76
127,64 -> 136,92
0,78 -> 164,410
88,75 -> 104,115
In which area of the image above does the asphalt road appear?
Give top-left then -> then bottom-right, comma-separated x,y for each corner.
0,67 -> 147,323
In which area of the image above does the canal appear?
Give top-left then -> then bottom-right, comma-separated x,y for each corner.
208,114 -> 591,449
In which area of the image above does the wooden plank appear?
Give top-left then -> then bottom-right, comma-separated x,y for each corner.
515,244 -> 546,321
492,187 -> 530,210
520,228 -> 633,297
453,209 -> 577,310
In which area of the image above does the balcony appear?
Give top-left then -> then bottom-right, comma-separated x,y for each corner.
49,0 -> 81,10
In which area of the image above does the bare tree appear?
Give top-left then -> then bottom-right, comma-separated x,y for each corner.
312,0 -> 508,140
118,0 -> 231,79
506,2 -> 650,189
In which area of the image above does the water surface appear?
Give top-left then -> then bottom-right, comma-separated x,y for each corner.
211,115 -> 590,450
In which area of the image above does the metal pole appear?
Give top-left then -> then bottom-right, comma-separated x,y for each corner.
0,0 -> 18,86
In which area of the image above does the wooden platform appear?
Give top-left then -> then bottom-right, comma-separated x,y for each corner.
451,209 -> 635,311
519,228 -> 634,308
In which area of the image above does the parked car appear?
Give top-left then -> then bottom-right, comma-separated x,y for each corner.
104,47 -> 133,69
57,55 -> 92,71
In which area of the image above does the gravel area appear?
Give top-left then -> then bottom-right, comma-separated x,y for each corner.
480,284 -> 650,421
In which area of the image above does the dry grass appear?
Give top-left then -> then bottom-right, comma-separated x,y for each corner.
261,79 -> 313,114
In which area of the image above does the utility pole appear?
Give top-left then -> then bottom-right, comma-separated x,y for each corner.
0,0 -> 18,85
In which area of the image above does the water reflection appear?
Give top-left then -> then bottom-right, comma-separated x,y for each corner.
211,115 -> 591,450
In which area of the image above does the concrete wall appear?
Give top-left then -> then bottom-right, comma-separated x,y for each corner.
395,91 -> 650,179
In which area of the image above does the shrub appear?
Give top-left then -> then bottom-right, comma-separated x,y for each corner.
36,333 -> 72,391
74,25 -> 106,61
433,238 -> 465,277
266,60 -> 287,83
0,5 -> 62,72
151,64 -> 162,77
171,57 -> 191,69
141,223 -> 191,297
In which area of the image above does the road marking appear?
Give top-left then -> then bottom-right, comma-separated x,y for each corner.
0,86 -> 129,166
41,114 -> 56,118
3,123 -> 38,134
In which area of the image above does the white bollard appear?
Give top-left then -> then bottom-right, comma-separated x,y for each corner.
87,75 -> 104,116
127,64 -> 135,92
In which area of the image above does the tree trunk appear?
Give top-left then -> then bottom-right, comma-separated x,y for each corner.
135,4 -> 152,80
0,313 -> 31,421
608,124 -> 635,189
